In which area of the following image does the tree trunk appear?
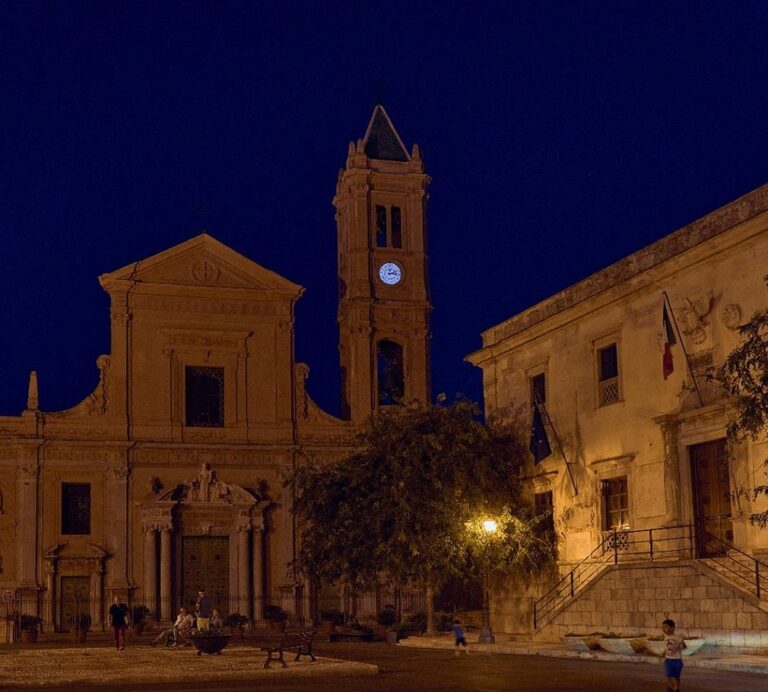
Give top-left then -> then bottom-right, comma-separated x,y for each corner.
424,582 -> 435,636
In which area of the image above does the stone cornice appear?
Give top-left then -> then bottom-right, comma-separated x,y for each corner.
468,182 -> 768,363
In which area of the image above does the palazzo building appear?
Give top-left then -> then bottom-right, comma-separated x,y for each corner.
468,183 -> 768,643
0,106 -> 431,632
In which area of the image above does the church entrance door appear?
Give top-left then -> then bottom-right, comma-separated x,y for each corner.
690,439 -> 733,557
181,537 -> 229,616
60,576 -> 90,632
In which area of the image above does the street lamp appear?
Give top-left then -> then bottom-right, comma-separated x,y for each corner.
478,518 -> 497,644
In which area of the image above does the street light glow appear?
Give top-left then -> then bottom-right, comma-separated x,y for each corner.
482,519 -> 498,534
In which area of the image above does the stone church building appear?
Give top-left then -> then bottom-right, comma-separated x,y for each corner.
0,106 -> 431,632
468,184 -> 768,645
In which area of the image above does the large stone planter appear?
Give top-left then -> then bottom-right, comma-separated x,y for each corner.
598,637 -> 635,655
682,638 -> 705,656
190,633 -> 230,656
563,635 -> 592,652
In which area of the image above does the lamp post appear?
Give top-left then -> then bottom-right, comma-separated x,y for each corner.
478,519 -> 497,644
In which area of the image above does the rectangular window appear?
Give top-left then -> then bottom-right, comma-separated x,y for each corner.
185,366 -> 225,427
534,490 -> 555,537
375,205 -> 388,247
597,343 -> 620,406
391,206 -> 402,248
62,483 -> 91,535
530,372 -> 546,406
601,477 -> 629,530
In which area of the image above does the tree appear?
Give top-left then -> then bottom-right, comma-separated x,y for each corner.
712,275 -> 768,527
291,399 -> 555,632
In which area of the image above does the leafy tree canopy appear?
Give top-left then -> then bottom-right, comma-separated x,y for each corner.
713,275 -> 768,527
291,399 -> 553,591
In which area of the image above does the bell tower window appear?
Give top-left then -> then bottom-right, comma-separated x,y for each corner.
377,340 -> 404,405
375,205 -> 403,249
185,366 -> 225,427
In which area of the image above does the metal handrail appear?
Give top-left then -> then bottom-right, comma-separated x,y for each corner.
701,530 -> 768,600
533,524 -> 694,630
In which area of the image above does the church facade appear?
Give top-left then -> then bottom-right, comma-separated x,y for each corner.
468,184 -> 768,639
0,106 -> 431,632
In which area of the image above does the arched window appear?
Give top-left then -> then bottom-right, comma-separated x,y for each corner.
377,340 -> 404,405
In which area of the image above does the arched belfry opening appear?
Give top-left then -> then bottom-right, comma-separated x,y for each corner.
377,340 -> 404,405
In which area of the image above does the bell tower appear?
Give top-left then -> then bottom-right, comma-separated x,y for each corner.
334,106 -> 431,422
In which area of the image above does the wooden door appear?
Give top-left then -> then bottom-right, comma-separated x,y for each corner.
690,439 -> 733,557
181,536 -> 229,616
60,576 -> 90,632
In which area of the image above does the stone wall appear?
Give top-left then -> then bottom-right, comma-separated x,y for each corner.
535,560 -> 768,650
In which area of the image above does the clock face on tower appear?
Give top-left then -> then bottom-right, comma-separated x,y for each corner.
378,262 -> 403,285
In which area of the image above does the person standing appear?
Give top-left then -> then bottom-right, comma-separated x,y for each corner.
660,618 -> 686,691
108,596 -> 130,651
196,590 -> 212,631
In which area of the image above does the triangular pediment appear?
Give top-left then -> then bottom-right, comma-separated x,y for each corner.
99,233 -> 303,296
363,105 -> 410,162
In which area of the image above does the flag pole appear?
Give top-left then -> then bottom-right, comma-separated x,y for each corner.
663,291 -> 704,407
534,391 -> 578,496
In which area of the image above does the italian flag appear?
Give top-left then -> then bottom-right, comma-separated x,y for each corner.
662,303 -> 676,380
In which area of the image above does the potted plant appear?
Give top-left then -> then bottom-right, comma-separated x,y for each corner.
263,604 -> 288,632
376,605 -> 398,645
319,608 -> 344,636
224,612 -> 248,639
189,628 -> 231,656
70,613 -> 91,643
131,605 -> 150,637
19,614 -> 42,644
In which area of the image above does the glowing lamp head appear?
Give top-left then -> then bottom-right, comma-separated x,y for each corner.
482,519 -> 498,534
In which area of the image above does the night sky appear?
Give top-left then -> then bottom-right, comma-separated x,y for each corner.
2,2 -> 768,417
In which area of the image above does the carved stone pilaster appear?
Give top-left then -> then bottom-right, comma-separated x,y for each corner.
654,414 -> 682,523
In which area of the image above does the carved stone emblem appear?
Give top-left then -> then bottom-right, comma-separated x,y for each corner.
191,259 -> 221,284
677,292 -> 713,345
720,303 -> 742,331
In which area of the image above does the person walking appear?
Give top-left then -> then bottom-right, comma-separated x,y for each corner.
108,596 -> 130,651
451,619 -> 469,656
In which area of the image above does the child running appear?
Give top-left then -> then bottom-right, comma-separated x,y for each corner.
451,619 -> 469,656
660,618 -> 686,691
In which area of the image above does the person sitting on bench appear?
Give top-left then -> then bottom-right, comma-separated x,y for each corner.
150,607 -> 194,647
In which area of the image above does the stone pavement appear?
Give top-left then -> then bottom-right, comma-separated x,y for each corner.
399,633 -> 768,676
0,641 -> 378,688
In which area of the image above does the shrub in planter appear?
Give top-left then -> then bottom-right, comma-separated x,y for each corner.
131,605 -> 150,636
19,614 -> 42,644
319,608 -> 344,634
376,606 -> 397,627
224,613 -> 248,638
597,632 -> 635,655
264,604 -> 288,631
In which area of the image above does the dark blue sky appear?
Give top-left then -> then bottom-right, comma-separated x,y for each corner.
2,1 -> 767,416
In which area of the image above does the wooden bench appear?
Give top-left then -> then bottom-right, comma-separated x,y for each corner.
259,629 -> 317,669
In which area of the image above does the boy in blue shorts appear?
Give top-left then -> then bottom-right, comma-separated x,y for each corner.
451,619 -> 469,656
660,618 -> 686,691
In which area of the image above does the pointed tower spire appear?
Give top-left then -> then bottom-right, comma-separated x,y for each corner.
27,371 -> 39,411
362,106 -> 410,162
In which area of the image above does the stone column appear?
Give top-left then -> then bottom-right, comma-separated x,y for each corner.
16,463 -> 39,587
252,524 -> 264,620
43,560 -> 56,632
143,527 -> 158,618
105,465 -> 130,591
160,527 -> 173,622
237,525 -> 250,616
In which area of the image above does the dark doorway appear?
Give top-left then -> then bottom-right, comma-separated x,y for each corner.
181,536 -> 230,615
60,576 -> 90,632
690,439 -> 733,557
